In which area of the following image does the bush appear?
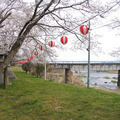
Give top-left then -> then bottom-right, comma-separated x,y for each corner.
22,62 -> 52,78
35,63 -> 44,77
22,62 -> 33,73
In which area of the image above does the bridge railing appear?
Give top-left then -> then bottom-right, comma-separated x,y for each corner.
48,61 -> 120,64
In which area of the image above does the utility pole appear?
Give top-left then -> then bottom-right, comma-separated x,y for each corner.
44,37 -> 47,80
87,0 -> 90,88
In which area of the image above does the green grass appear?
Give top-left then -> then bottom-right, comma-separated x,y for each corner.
111,80 -> 117,83
104,82 -> 108,83
103,76 -> 110,79
112,77 -> 118,79
0,66 -> 120,120
80,75 -> 87,78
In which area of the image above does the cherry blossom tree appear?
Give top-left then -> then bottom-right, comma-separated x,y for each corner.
0,0 -> 119,72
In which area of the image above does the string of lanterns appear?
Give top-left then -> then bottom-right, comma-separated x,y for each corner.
17,25 -> 89,64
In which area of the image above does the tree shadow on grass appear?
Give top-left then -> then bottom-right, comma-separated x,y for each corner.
0,84 -> 4,89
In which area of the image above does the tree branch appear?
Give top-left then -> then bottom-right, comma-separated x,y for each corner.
44,0 -> 87,16
0,12 -> 11,25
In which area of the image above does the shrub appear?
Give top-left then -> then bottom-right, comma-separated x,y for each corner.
35,63 -> 44,77
22,62 -> 33,73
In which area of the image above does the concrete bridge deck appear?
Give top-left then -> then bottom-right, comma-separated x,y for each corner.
49,61 -> 120,71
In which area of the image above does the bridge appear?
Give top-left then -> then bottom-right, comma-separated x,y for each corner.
49,61 -> 120,86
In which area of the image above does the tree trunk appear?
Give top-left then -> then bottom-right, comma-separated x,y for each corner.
4,67 -> 8,89
0,22 -> 36,72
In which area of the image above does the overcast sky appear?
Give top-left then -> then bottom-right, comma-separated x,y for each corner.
55,29 -> 120,61
23,0 -> 120,61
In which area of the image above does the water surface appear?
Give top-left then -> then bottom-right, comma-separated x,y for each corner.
80,71 -> 120,90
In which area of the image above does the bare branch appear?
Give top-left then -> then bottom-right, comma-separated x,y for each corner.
44,0 -> 87,16
0,12 -> 11,25
31,0 -> 43,21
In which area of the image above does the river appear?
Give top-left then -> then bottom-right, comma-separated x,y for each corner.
79,71 -> 120,90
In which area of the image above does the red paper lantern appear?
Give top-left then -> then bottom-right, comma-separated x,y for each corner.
61,36 -> 68,45
19,61 -> 22,64
23,60 -> 27,63
17,60 -> 27,64
25,60 -> 27,63
39,45 -> 44,51
17,61 -> 21,63
31,56 -> 34,59
80,25 -> 89,35
27,58 -> 30,62
34,51 -> 38,56
48,41 -> 55,47
21,61 -> 24,64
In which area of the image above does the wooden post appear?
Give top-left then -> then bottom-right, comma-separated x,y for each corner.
118,70 -> 120,86
4,67 -> 8,89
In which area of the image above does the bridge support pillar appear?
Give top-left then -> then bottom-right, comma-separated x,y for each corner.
118,70 -> 120,86
65,68 -> 73,84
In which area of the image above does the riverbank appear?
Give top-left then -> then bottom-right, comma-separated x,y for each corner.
91,86 -> 120,95
46,72 -> 85,87
101,70 -> 118,74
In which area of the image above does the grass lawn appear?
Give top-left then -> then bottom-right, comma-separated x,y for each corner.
0,66 -> 120,120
